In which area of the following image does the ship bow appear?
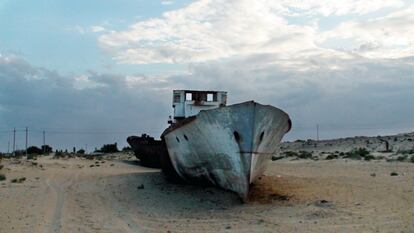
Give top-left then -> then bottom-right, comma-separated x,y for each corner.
163,101 -> 291,199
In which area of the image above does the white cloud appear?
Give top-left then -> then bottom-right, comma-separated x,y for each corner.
282,0 -> 403,16
91,26 -> 106,33
73,74 -> 107,90
319,6 -> 414,58
99,0 -> 304,64
99,0 -> 405,64
161,1 -> 174,5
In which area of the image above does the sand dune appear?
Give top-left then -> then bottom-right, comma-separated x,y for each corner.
0,153 -> 413,233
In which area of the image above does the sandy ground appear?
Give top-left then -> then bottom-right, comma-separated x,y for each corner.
0,155 -> 413,233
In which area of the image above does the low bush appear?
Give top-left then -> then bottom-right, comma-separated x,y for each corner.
95,143 -> 119,153
298,151 -> 313,159
344,148 -> 370,160
11,177 -> 25,183
364,155 -> 376,161
27,146 -> 43,155
397,155 -> 408,162
0,174 -> 5,181
271,155 -> 284,161
27,154 -> 37,160
76,149 -> 85,154
397,149 -> 414,155
325,154 -> 338,160
411,155 -> 414,163
283,151 -> 298,157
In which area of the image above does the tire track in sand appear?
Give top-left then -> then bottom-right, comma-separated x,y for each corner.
46,170 -> 79,233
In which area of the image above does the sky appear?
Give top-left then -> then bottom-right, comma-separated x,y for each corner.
1,0 -> 414,152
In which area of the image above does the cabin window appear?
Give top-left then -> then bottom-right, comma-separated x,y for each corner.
174,93 -> 181,103
185,93 -> 192,101
207,93 -> 214,102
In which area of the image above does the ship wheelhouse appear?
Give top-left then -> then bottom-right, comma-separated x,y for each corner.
171,90 -> 227,122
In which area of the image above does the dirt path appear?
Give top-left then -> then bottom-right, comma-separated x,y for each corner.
45,166 -> 79,233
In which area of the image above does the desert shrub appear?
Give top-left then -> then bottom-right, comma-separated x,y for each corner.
54,150 -> 71,159
27,146 -> 43,155
364,155 -> 376,161
325,154 -> 338,160
283,151 -> 299,157
0,174 -> 5,181
271,155 -> 284,161
397,155 -> 408,162
298,151 -> 313,159
397,149 -> 414,155
27,154 -> 37,160
96,143 -> 119,153
41,145 -> 53,154
77,149 -> 85,154
0,164 -> 4,170
411,155 -> 414,163
11,177 -> 25,183
345,148 -> 370,160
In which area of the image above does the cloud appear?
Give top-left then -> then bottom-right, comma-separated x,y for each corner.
282,0 -> 403,16
98,0 -> 405,64
2,1 -> 414,151
1,44 -> 414,152
0,54 -> 172,150
161,1 -> 174,5
91,26 -> 106,33
319,6 -> 414,58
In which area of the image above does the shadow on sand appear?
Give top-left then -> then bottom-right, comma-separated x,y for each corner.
104,171 -> 243,214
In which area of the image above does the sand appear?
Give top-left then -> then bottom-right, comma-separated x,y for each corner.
0,154 -> 413,233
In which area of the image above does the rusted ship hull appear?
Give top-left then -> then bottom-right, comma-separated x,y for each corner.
162,101 -> 291,199
127,134 -> 167,168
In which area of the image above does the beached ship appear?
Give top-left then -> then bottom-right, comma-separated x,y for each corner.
127,134 -> 166,168
161,90 -> 291,200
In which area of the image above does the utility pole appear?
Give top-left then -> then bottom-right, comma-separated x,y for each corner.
25,127 -> 28,156
7,141 -> 10,154
12,128 -> 16,155
43,130 -> 46,153
316,124 -> 319,141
